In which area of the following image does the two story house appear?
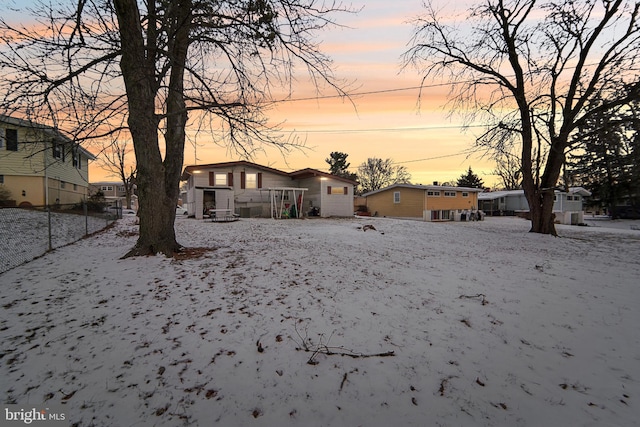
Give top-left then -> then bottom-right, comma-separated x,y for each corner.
89,181 -> 138,210
0,115 -> 96,207
362,183 -> 484,221
181,161 -> 357,219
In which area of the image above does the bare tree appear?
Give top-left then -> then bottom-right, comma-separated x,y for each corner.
357,158 -> 411,194
404,0 -> 640,235
0,0 -> 352,256
96,138 -> 137,209
492,149 -> 522,190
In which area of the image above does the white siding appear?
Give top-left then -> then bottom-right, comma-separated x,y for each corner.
319,178 -> 353,217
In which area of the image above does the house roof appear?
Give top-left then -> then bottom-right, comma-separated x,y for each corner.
478,186 -> 592,200
288,168 -> 358,185
181,161 -> 357,184
181,161 -> 289,180
0,114 -> 97,160
361,183 -> 483,197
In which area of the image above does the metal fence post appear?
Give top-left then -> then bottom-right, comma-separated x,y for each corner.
47,205 -> 53,251
84,201 -> 89,236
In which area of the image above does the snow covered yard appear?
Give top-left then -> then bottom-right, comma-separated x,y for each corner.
1,216 -> 639,426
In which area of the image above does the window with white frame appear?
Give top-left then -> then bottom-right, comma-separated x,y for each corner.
444,191 -> 456,197
427,191 -> 441,197
393,191 -> 400,203
245,173 -> 257,189
101,185 -> 113,192
214,173 -> 227,186
462,192 -> 469,197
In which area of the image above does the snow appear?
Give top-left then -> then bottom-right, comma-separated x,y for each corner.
1,215 -> 639,426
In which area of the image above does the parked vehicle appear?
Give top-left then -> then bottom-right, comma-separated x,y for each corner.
176,205 -> 188,215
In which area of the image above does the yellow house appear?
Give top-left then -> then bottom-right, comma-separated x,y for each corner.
362,184 -> 483,221
0,115 -> 96,207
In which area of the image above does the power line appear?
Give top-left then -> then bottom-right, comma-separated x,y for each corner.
295,124 -> 486,134
394,149 -> 479,165
277,85 -> 428,103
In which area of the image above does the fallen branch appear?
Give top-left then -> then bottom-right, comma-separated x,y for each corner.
293,322 -> 395,365
339,373 -> 348,393
459,293 -> 488,305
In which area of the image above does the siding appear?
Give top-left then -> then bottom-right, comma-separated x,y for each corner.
425,191 -> 478,211
1,126 -> 91,205
366,188 -> 424,217
319,178 -> 353,217
0,128 -> 46,176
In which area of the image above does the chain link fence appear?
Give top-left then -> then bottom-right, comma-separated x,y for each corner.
0,202 -> 120,274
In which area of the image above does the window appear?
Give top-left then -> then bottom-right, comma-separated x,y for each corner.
0,175 -> 4,184
101,185 -> 113,192
245,173 -> 257,189
241,172 -> 262,189
393,191 -> 400,203
574,195 -> 581,201
6,129 -> 18,151
327,186 -> 348,195
566,195 -> 573,201
118,186 -> 125,192
73,184 -> 77,191
53,142 -> 62,159
462,192 -> 469,197
441,210 -> 451,220
214,173 -> 227,186
427,191 -> 441,197
60,181 -> 66,189
444,191 -> 456,197
72,148 -> 82,169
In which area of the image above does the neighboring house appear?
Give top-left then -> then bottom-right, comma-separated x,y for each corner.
478,187 -> 592,225
362,183 -> 484,221
181,161 -> 357,219
0,115 -> 96,207
89,181 -> 138,210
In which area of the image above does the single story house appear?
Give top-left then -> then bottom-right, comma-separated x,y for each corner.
181,161 -> 357,219
362,183 -> 484,221
0,114 -> 96,207
478,187 -> 592,225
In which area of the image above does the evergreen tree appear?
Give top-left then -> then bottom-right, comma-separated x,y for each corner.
326,152 -> 357,181
568,105 -> 638,218
456,167 -> 484,188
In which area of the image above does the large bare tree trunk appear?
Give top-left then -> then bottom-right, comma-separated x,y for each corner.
115,0 -> 182,257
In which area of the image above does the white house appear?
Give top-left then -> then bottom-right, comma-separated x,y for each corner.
478,187 -> 592,225
181,161 -> 357,219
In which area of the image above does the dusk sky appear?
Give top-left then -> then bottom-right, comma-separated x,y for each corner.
185,0 -> 493,186
4,0 -> 497,186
